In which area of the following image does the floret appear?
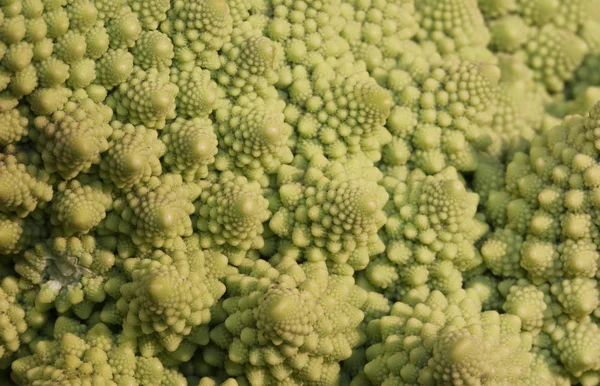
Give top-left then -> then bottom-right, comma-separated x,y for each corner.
132,31 -> 174,72
216,23 -> 283,99
0,154 -> 52,218
30,90 -> 113,179
130,0 -> 171,31
11,317 -> 187,385
382,58 -> 498,173
161,0 -> 234,70
99,121 -> 167,190
105,174 -> 199,249
210,257 -> 367,385
106,68 -> 178,129
415,0 -> 492,60
481,0 -> 599,94
366,167 -> 488,298
196,171 -> 270,265
117,248 -> 226,354
106,7 -> 142,49
15,235 -> 115,318
359,290 -> 540,385
287,60 -> 393,161
0,107 -> 28,147
49,179 -> 111,236
502,282 -> 548,332
553,318 -> 600,376
0,0 -> 141,104
0,213 -> 47,256
95,48 -> 135,89
214,95 -> 293,185
339,0 -> 419,75
0,281 -> 27,361
270,155 -> 388,272
482,102 -> 600,285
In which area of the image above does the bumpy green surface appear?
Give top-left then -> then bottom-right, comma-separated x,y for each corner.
0,0 -> 600,385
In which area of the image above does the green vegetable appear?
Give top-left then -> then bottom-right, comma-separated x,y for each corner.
0,0 -> 599,384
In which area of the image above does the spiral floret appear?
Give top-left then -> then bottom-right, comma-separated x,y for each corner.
118,249 -> 226,354
210,258 -> 367,385
50,179 -> 112,236
270,155 -> 388,272
31,91 -> 113,179
106,68 -> 178,130
99,121 -> 166,190
107,174 -> 199,249
15,236 -> 115,315
161,117 -> 218,182
196,171 -> 270,265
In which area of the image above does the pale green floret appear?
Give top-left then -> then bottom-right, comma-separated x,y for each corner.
31,91 -> 113,179
481,229 -> 525,278
516,0 -> 560,26
162,0 -> 234,54
211,257 -> 367,385
50,179 -> 112,236
0,211 -> 47,258
0,282 -> 27,361
482,102 -> 600,284
11,317 -> 187,385
477,0 -> 517,19
26,86 -> 73,115
415,0 -> 492,59
289,60 -> 393,162
270,155 -> 388,272
490,16 -> 530,52
265,0 -> 350,66
480,0 -> 598,95
383,59 -> 498,173
473,155 -> 506,205
196,171 -> 270,265
171,67 -> 218,118
85,23 -> 111,59
518,25 -> 588,92
15,236 -> 115,315
553,319 -> 600,377
502,282 -> 547,332
132,30 -> 174,72
0,0 -> 139,103
118,249 -> 226,355
106,7 -> 142,49
99,121 -> 166,190
216,23 -> 282,98
106,68 -> 178,129
0,154 -> 53,218
67,58 -> 96,89
95,48 -> 135,89
105,174 -> 199,249
161,117 -> 218,182
367,167 -> 487,298
215,95 -> 293,185
130,0 -> 171,30
0,215 -> 28,255
488,89 -> 537,157
339,0 -> 419,75
35,57 -> 70,88
550,278 -> 599,318
464,274 -> 503,311
359,290 -> 540,385
64,0 -> 99,34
